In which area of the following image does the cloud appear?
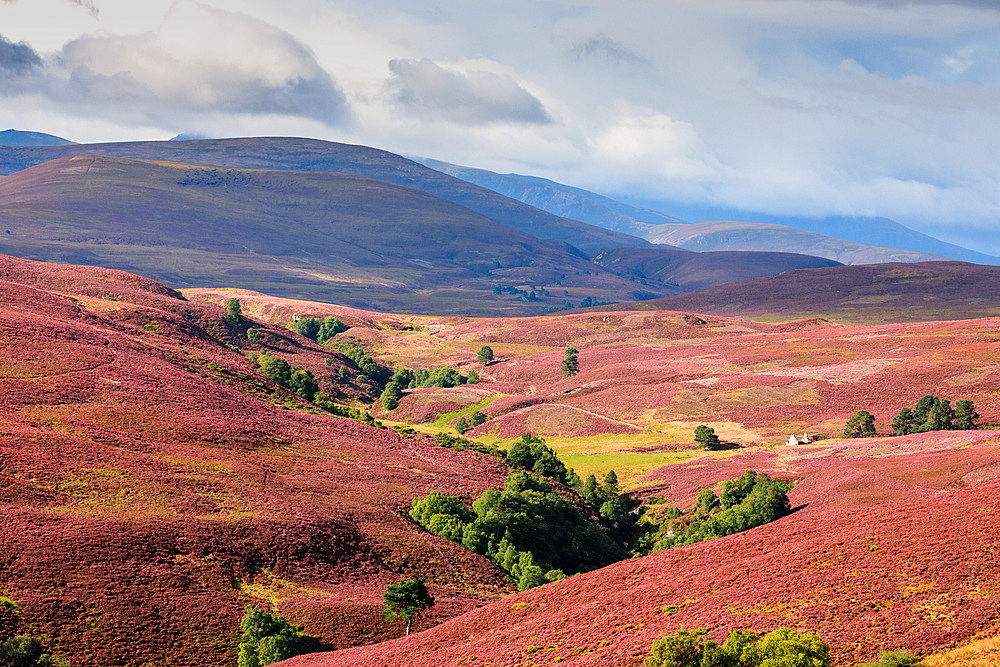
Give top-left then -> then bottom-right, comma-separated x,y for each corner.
69,0 -> 98,16
0,1 -> 348,127
0,34 -> 41,75
386,58 -> 550,125
570,34 -> 645,64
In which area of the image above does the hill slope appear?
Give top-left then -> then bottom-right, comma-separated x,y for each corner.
0,129 -> 76,146
422,158 -> 683,238
592,246 -> 841,292
0,137 -> 647,254
0,254 -> 515,667
645,220 -> 944,265
283,435 -> 1000,665
0,155 -> 666,314
626,261 -> 1000,323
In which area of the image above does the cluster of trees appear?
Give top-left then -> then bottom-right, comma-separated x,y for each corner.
507,434 -> 579,487
844,396 -> 979,438
645,627 -> 830,667
255,352 -> 319,402
650,471 -> 791,551
379,366 -> 472,411
291,316 -> 349,345
455,410 -> 488,434
583,470 -> 644,546
492,284 -> 551,300
324,338 -> 389,384
433,432 -> 506,459
561,347 -> 579,377
0,636 -> 68,667
409,470 -> 626,590
237,607 -> 320,667
893,395 -> 977,434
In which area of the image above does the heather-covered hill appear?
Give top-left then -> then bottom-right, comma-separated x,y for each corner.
645,220 -> 943,264
191,291 -> 1000,490
0,129 -> 76,146
0,255 -> 516,667
0,156 -> 665,314
0,137 -> 647,254
626,261 -> 1000,323
282,430 -> 1000,666
592,246 -> 841,292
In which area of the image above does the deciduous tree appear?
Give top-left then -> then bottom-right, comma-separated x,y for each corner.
383,578 -> 434,636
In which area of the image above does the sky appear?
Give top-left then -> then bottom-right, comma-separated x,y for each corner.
1,0 -> 1000,252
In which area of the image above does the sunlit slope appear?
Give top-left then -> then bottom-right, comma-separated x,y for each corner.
0,254 -> 513,667
620,261 -> 1000,323
0,156 -> 665,314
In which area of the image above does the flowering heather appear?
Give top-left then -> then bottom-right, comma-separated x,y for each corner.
282,434 -> 1000,666
0,255 -> 513,667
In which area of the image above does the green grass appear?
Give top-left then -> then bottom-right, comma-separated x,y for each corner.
560,451 -> 702,489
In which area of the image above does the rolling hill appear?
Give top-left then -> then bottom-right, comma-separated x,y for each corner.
620,261 -> 1000,323
419,159 -> 996,265
591,246 -> 841,292
0,129 -> 76,146
645,220 -> 944,265
0,155 -> 669,314
421,158 -> 684,238
0,137 -> 648,255
0,253 -> 517,667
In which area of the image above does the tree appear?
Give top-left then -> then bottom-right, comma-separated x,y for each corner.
381,382 -> 402,411
225,297 -> 242,324
891,408 -> 915,436
955,399 -> 978,430
383,578 -> 434,636
237,607 -> 316,667
477,345 -> 495,366
257,352 -> 292,386
694,425 -> 723,449
922,398 -> 953,432
843,410 -> 876,438
316,316 -> 348,344
292,317 -> 322,341
755,627 -> 831,667
561,347 -> 579,377
644,630 -> 705,667
455,416 -> 469,434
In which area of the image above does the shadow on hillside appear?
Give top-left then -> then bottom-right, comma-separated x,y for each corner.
709,441 -> 742,451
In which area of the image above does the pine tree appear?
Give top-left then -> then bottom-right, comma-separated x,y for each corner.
383,578 -> 434,636
561,347 -> 579,377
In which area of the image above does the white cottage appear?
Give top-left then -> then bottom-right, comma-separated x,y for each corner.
787,433 -> 811,446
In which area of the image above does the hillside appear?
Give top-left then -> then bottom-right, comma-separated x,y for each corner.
0,137 -> 648,254
645,220 -> 944,265
421,158 -> 684,238
417,159 -> 993,266
0,129 -> 76,146
0,254 -> 517,667
592,246 -> 841,292
283,430 -> 1000,665
0,156 -> 666,314
626,261 -> 1000,323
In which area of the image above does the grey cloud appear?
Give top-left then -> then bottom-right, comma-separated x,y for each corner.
0,34 -> 41,75
570,34 -> 645,64
0,5 -> 349,127
387,58 -> 550,125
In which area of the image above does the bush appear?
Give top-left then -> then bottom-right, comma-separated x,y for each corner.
225,297 -> 242,323
237,607 -> 319,667
858,651 -> 921,667
646,628 -> 830,667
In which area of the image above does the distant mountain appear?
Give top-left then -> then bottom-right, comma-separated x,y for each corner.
0,155 -> 667,314
421,158 -> 684,238
169,132 -> 214,141
0,129 -> 75,146
616,261 -> 1000,323
645,220 -> 945,265
625,198 -> 1000,265
0,137 -> 648,255
592,246 -> 841,292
